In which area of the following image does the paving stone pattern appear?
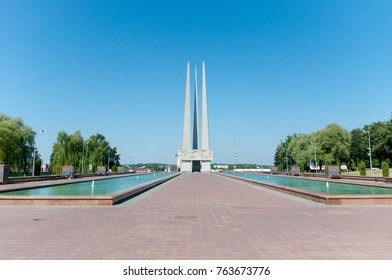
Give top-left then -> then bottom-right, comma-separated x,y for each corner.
1,173 -> 392,259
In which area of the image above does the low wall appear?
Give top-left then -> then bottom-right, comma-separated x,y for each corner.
0,164 -> 9,184
290,166 -> 300,176
327,165 -> 341,179
62,166 -> 76,178
97,166 -> 106,176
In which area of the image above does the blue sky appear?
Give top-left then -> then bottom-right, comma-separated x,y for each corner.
1,0 -> 391,165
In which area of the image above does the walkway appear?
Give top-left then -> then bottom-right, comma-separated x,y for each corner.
1,173 -> 392,259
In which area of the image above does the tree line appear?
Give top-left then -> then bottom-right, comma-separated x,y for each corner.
0,113 -> 120,175
0,113 -> 37,174
274,115 -> 392,173
50,131 -> 120,174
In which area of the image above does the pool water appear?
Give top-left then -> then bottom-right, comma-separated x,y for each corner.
230,173 -> 392,195
0,173 -> 170,196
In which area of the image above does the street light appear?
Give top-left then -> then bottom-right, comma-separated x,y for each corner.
363,129 -> 373,176
32,129 -> 44,177
81,141 -> 88,175
285,148 -> 289,173
107,149 -> 110,173
164,156 -> 168,172
310,141 -> 318,173
281,139 -> 289,173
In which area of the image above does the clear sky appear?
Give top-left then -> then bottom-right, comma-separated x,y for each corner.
1,0 -> 391,165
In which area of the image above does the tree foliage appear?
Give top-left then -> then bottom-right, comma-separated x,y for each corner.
315,124 -> 351,165
288,134 -> 312,170
274,134 -> 297,171
274,124 -> 351,171
51,131 -> 120,174
275,115 -> 392,173
349,116 -> 392,169
382,161 -> 389,177
0,113 -> 36,173
51,131 -> 83,174
84,133 -> 119,172
359,161 -> 366,176
350,128 -> 367,169
370,121 -> 392,163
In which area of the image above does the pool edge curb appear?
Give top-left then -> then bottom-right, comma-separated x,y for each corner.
221,173 -> 392,205
0,173 -> 180,206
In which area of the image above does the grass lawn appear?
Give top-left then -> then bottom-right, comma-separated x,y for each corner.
343,168 -> 392,177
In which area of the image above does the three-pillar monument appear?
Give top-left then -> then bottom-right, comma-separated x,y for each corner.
178,61 -> 214,172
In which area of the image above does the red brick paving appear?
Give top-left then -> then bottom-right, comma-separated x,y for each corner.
1,173 -> 392,259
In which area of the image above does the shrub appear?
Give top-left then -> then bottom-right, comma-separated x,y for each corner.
350,159 -> 357,171
359,161 -> 366,176
34,158 -> 42,176
382,161 -> 389,177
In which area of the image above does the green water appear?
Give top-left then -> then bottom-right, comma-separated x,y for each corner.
230,173 -> 392,195
0,173 -> 170,196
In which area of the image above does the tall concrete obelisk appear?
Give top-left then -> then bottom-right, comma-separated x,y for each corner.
201,62 -> 210,149
182,62 -> 191,151
178,61 -> 214,172
192,66 -> 199,150
200,61 -> 212,172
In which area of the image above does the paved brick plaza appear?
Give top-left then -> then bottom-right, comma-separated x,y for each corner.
1,173 -> 392,259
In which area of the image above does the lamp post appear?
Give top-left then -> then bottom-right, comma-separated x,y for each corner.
129,156 -> 133,172
164,156 -> 168,172
285,148 -> 289,173
107,149 -> 110,173
82,141 -> 88,175
32,129 -> 44,177
363,129 -> 373,176
32,147 -> 36,177
310,141 -> 317,173
259,155 -> 262,169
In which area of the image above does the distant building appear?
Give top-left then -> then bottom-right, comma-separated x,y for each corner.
135,168 -> 154,173
309,165 -> 319,172
234,168 -> 271,173
41,163 -> 51,173
165,165 -> 178,172
213,164 -> 229,170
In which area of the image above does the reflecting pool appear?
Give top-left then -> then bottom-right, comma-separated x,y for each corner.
229,173 -> 392,195
0,173 -> 171,196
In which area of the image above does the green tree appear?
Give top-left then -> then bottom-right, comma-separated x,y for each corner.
289,134 -> 312,170
51,131 -> 83,174
274,134 -> 296,171
382,161 -> 389,177
315,124 -> 351,166
85,133 -> 110,173
370,121 -> 392,166
0,113 -> 36,173
51,131 -> 121,174
275,124 -> 351,173
359,161 -> 366,176
350,128 -> 367,170
107,146 -> 120,171
34,155 -> 42,176
276,115 -> 392,174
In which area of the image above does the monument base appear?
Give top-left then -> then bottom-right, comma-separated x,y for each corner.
180,161 -> 193,173
179,160 -> 212,172
178,149 -> 214,173
201,161 -> 211,172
